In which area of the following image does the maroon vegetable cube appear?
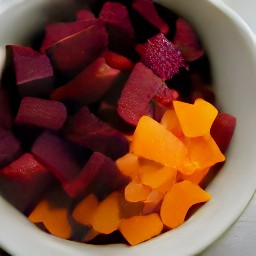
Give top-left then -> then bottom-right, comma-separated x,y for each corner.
136,33 -> 187,81
31,130 -> 86,184
0,153 -> 55,212
211,113 -> 236,153
15,97 -> 67,131
132,0 -> 169,35
46,20 -> 108,75
0,128 -> 21,168
0,87 -> 14,130
64,106 -> 129,160
117,62 -> 166,125
7,45 -> 54,97
76,9 -> 96,21
174,18 -> 204,62
51,56 -> 120,105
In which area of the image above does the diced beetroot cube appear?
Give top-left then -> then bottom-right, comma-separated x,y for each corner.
63,152 -> 129,199
64,106 -> 129,160
0,153 -> 55,212
117,62 -> 166,125
103,50 -> 135,72
210,113 -> 236,153
40,20 -> 97,53
153,85 -> 179,107
99,2 -> 135,39
76,9 -> 96,21
46,20 -> 108,75
0,128 -> 21,168
7,45 -> 54,97
174,18 -> 204,62
0,87 -> 14,130
51,56 -> 120,105
31,130 -> 86,184
15,97 -> 67,131
132,0 -> 169,35
136,33 -> 187,81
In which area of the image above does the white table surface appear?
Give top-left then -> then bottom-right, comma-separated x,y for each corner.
202,1 -> 256,255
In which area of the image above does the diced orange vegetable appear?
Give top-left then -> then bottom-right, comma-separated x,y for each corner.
160,180 -> 211,229
91,191 -> 120,234
142,190 -> 164,214
125,180 -> 152,202
83,228 -> 100,242
72,194 -> 99,226
178,167 -> 210,185
132,116 -> 187,168
119,213 -> 163,245
116,153 -> 140,179
161,109 -> 183,138
173,98 -> 218,137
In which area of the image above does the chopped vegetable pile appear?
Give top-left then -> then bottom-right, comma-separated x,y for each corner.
0,0 -> 236,246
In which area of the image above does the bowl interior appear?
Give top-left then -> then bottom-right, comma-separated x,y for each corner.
0,0 -> 256,255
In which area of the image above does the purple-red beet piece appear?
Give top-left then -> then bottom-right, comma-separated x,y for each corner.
117,62 -> 166,125
63,152 -> 129,199
51,56 -> 120,105
64,106 -> 129,160
174,18 -> 204,62
46,20 -> 108,75
40,20 -> 97,53
132,0 -> 169,35
153,85 -> 179,107
0,87 -> 13,130
99,2 -> 135,39
210,113 -> 236,153
15,97 -> 67,131
31,130 -> 84,184
0,128 -> 21,168
7,45 -> 54,97
76,9 -> 96,21
136,33 -> 187,81
0,153 -> 55,212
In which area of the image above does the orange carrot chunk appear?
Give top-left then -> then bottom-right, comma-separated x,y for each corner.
125,180 -> 152,202
178,167 -> 210,185
160,180 -> 211,229
173,98 -> 218,137
119,213 -> 163,245
132,116 -> 187,168
83,228 -> 100,242
91,191 -> 120,234
72,194 -> 99,226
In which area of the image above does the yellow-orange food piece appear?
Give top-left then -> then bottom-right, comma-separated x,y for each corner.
178,167 -> 210,185
119,213 -> 163,245
160,180 -> 211,229
116,153 -> 140,179
132,116 -> 187,168
72,194 -> 99,226
91,191 -> 120,234
173,98 -> 218,137
142,190 -> 164,215
125,180 -> 151,202
83,228 -> 100,242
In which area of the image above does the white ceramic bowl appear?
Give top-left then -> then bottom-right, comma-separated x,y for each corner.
0,0 -> 256,255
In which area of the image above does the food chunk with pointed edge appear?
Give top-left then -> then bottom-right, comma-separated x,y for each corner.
76,9 -> 96,21
7,45 -> 54,97
64,106 -> 129,160
136,33 -> 187,81
15,97 -> 67,130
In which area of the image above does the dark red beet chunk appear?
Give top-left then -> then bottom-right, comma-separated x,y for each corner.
153,85 -> 179,107
31,131 -> 85,184
0,128 -> 21,168
7,45 -> 54,97
0,153 -> 55,212
64,106 -> 129,160
136,33 -> 187,81
99,2 -> 135,39
211,113 -> 236,153
132,0 -> 169,35
15,97 -> 67,130
40,20 -> 97,53
46,20 -> 108,75
76,9 -> 96,21
174,18 -> 204,62
63,152 -> 128,198
51,57 -> 120,105
117,62 -> 166,125
0,87 -> 13,130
